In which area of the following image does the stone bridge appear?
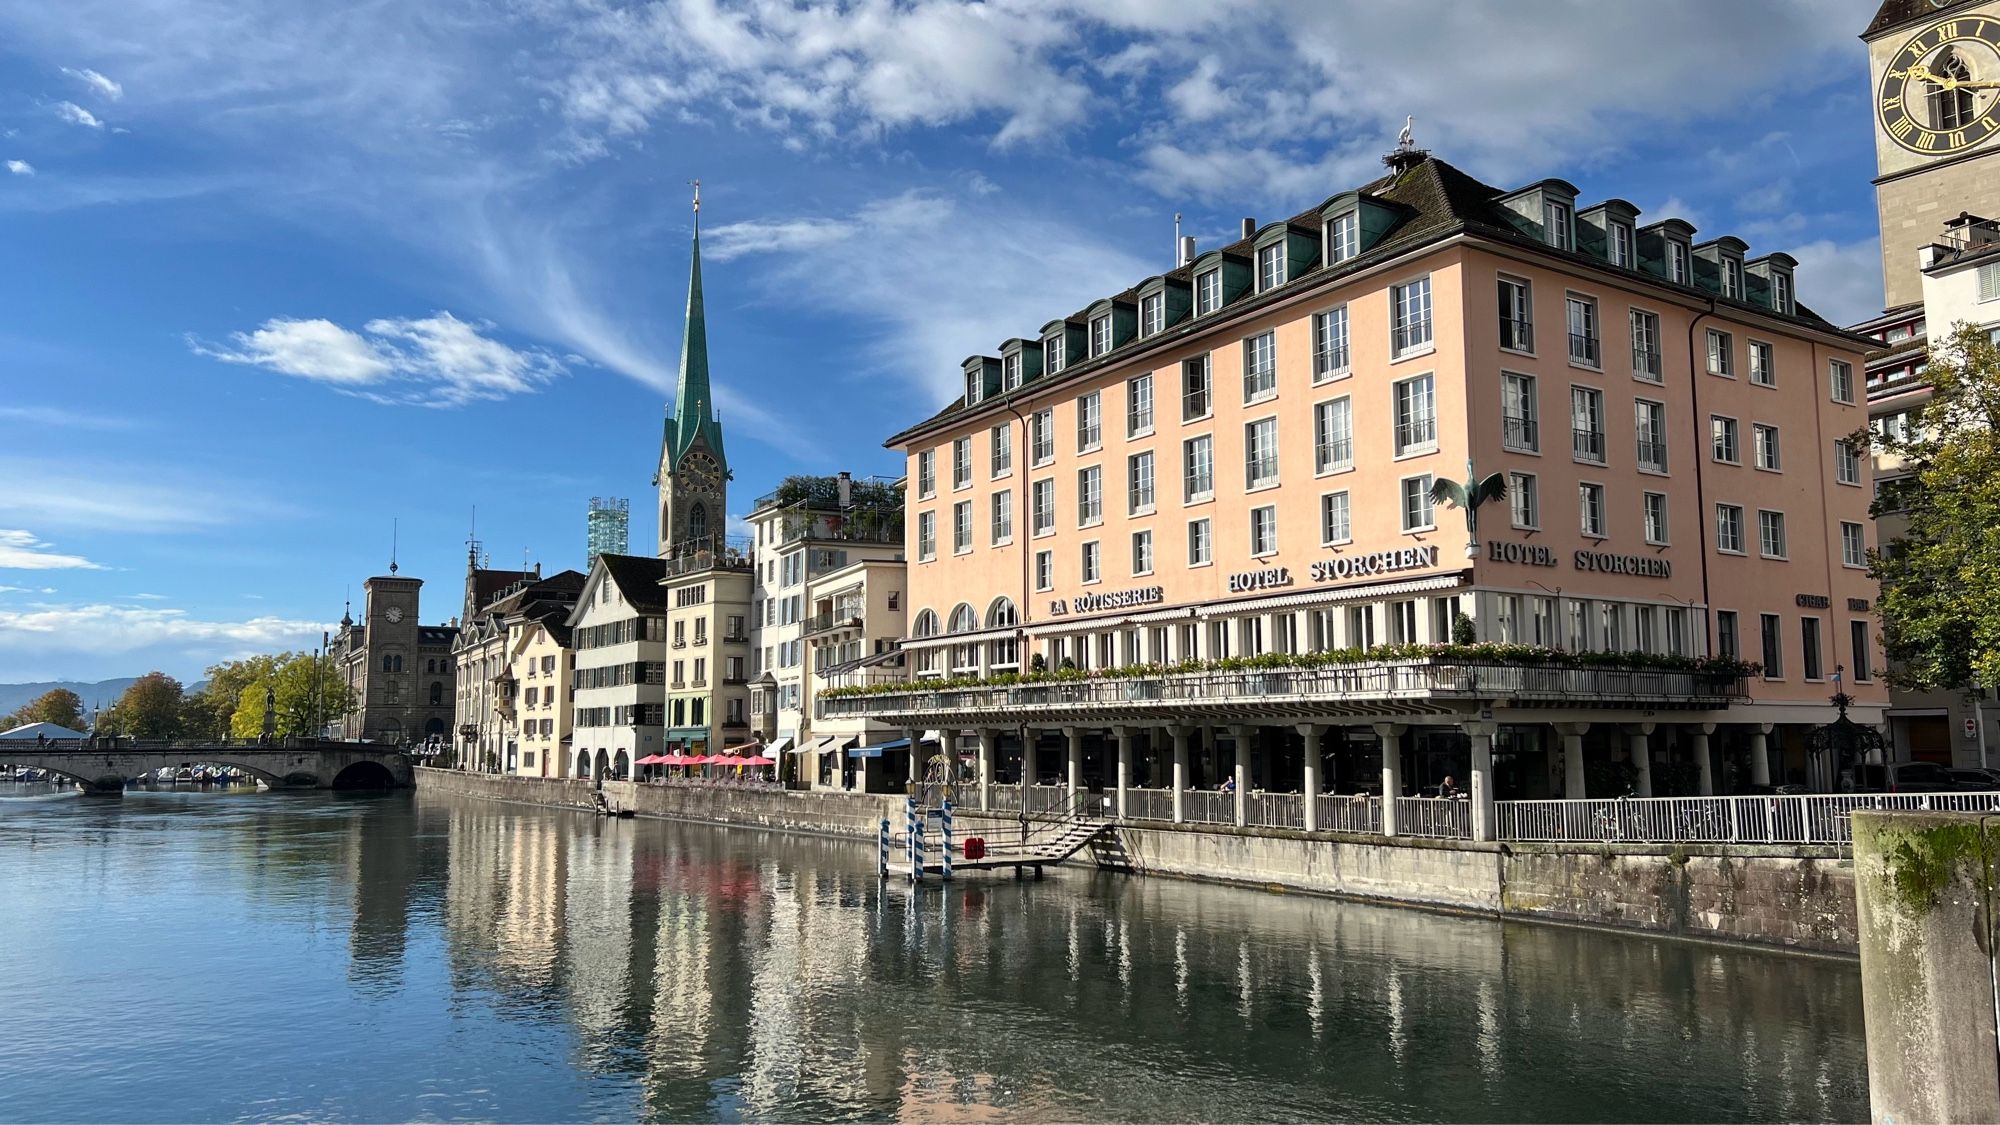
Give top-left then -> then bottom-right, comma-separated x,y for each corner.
0,738 -> 414,794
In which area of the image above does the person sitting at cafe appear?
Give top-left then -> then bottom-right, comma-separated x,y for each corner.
1439,775 -> 1464,799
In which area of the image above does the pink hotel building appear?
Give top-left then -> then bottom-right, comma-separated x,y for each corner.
821,153 -> 1884,836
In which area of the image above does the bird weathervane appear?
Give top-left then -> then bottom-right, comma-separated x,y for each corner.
1430,459 -> 1507,559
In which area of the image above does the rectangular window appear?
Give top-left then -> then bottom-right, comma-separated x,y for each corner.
916,450 -> 936,498
1510,472 -> 1539,528
1830,358 -> 1856,404
1773,270 -> 1792,314
1389,600 -> 1419,644
1187,518 -> 1212,566
1635,605 -> 1657,654
1184,435 -> 1213,502
1579,481 -> 1606,537
966,366 -> 984,406
1668,240 -> 1691,285
1842,521 -> 1867,568
1034,549 -> 1053,592
1851,620 -> 1873,681
1753,423 -> 1781,471
952,500 -> 972,553
1711,416 -> 1739,463
1245,417 -> 1279,488
1610,221 -> 1634,268
1314,397 -> 1353,473
1031,479 -> 1055,536
1128,452 -> 1155,513
1313,305 -> 1350,381
1391,276 -> 1433,355
1635,399 -> 1667,472
1723,257 -> 1744,299
1544,199 -> 1572,249
917,511 -> 936,560
1717,611 -> 1740,660
1182,355 -> 1211,420
1716,503 -> 1745,553
1394,373 -> 1437,454
1256,242 -> 1285,290
1250,505 -> 1278,556
1571,385 -> 1605,463
1835,440 -> 1862,485
1498,276 -> 1534,352
1030,409 -> 1054,465
1077,466 -> 1103,526
1630,309 -> 1662,381
1666,607 -> 1688,656
952,437 -> 971,489
1706,329 -> 1733,377
1643,492 -> 1668,544
1749,340 -> 1775,387
1195,268 -> 1221,315
1502,372 -> 1538,451
1566,293 -> 1599,366
1132,529 -> 1154,576
1321,491 -> 1351,544
1076,391 -> 1101,451
991,424 -> 1012,477
1081,540 -> 1101,583
1243,331 -> 1277,402
1401,475 -> 1435,531
1126,373 -> 1154,436
1089,313 -> 1113,357
1801,616 -> 1823,680
1002,351 -> 1022,391
991,491 -> 1013,544
1327,211 -> 1359,263
1758,509 -> 1787,558
1044,332 -> 1066,375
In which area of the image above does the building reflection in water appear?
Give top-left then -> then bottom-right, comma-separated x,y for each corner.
407,796 -> 1867,1123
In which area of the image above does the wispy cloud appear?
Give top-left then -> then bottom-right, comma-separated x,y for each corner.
188,311 -> 566,407
0,458 -> 268,533
52,100 -> 102,129
0,530 -> 102,571
0,405 -> 137,430
0,601 -> 330,680
61,66 -> 122,100
5,160 -> 32,176
0,585 -> 58,595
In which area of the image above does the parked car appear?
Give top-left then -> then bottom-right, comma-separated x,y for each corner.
1854,761 -> 1960,793
1946,766 -> 2000,791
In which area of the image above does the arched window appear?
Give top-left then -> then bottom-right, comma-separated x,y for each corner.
947,604 -> 979,675
986,598 -> 1019,671
911,608 -> 942,677
382,654 -> 394,672
985,598 -> 1017,629
393,655 -> 404,672
429,682 -> 443,706
947,604 -> 977,633
1929,50 -> 1977,130
912,609 -> 940,638
688,502 -> 708,541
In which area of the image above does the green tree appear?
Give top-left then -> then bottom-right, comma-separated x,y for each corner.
1868,323 -> 2000,690
228,653 -> 356,739
110,672 -> 186,739
183,654 -> 284,738
4,687 -> 86,731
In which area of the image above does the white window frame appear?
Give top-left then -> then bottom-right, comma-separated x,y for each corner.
991,491 -> 1013,545
1748,339 -> 1775,387
1610,220 -> 1634,268
1498,275 -> 1534,353
1076,391 -> 1101,452
1400,474 -> 1435,532
1194,269 -> 1222,316
1829,358 -> 1856,405
1256,242 -> 1286,291
1314,396 -> 1354,475
952,437 -> 972,490
1578,481 -> 1606,538
1030,409 -> 1055,466
916,449 -> 937,499
1502,372 -> 1539,453
1182,355 -> 1211,422
1706,328 -> 1734,377
1711,414 -> 1740,465
1187,518 -> 1212,567
1753,422 -> 1782,472
917,510 -> 937,561
952,500 -> 973,554
1081,540 -> 1101,584
1842,521 -> 1868,569
1835,440 -> 1862,486
1242,331 -> 1277,403
1313,305 -> 1351,382
1635,398 -> 1668,473
1326,211 -> 1359,264
1510,472 -> 1539,529
1132,529 -> 1154,577
1643,491 -> 1669,545
1390,275 -> 1434,358
1245,416 -> 1280,490
1127,373 -> 1154,437
1321,490 -> 1352,545
1139,292 -> 1165,337
1715,503 -> 1746,554
1393,372 -> 1437,456
1184,435 -> 1214,503
1128,451 -> 1155,515
1630,308 -> 1663,382
1249,504 -> 1278,558
1077,466 -> 1103,527
1034,549 -> 1053,592
1570,385 -> 1605,465
1089,313 -> 1113,358
990,424 -> 1012,479
1758,509 -> 1788,560
1565,292 -> 1600,368
1031,478 -> 1055,538
1044,332 -> 1066,375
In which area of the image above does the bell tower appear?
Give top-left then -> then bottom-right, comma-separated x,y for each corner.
655,180 -> 730,559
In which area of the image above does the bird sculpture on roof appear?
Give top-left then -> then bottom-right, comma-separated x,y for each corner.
1430,459 -> 1507,559
1398,115 -> 1414,149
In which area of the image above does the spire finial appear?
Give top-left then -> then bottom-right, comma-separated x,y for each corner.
389,518 -> 399,575
690,178 -> 701,234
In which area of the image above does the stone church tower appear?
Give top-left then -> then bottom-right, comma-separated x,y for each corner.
655,188 -> 731,558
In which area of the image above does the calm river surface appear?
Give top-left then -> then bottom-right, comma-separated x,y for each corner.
0,786 -> 1866,1123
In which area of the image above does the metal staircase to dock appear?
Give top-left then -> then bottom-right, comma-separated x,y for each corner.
893,780 -> 1117,879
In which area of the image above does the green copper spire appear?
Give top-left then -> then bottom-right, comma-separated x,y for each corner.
664,183 -> 727,474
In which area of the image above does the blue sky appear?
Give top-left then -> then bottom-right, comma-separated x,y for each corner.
0,0 -> 1886,683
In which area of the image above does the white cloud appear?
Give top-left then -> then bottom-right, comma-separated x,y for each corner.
1787,236 -> 1884,329
0,529 -> 102,571
0,405 -> 137,430
0,585 -> 58,595
0,458 -> 262,533
0,602 -> 329,681
61,66 -> 122,100
703,216 -> 858,262
5,160 -> 32,176
188,311 -> 566,407
127,593 -> 168,600
52,101 -> 102,129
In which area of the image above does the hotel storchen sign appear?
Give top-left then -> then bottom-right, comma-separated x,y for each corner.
1307,545 -> 1439,583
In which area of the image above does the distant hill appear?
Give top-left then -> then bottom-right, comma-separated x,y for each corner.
0,678 -> 209,717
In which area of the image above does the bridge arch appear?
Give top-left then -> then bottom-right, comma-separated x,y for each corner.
331,760 -> 396,789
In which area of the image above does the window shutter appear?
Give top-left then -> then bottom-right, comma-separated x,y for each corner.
1979,263 -> 2000,303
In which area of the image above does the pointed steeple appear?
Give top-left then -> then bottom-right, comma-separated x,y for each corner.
665,180 -> 727,474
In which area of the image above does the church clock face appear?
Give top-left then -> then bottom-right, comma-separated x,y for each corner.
1879,16 -> 2000,155
680,452 -> 720,496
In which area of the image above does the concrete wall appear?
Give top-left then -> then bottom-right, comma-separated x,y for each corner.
418,769 -> 1857,953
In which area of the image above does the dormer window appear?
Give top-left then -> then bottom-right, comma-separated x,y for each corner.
1326,211 -> 1359,264
1089,314 -> 1113,358
1140,292 -> 1165,336
1256,243 -> 1286,291
1544,200 -> 1573,251
1723,257 -> 1744,299
1772,271 -> 1792,315
1668,241 -> 1691,285
965,368 -> 983,405
1195,268 -> 1222,315
1044,333 -> 1066,374
1609,221 -> 1634,268
1002,352 -> 1022,391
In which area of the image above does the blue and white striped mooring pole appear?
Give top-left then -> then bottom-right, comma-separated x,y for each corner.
906,797 -> 919,883
878,817 -> 890,879
911,819 -> 925,883
941,799 -> 954,881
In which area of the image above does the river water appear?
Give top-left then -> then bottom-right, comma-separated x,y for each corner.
0,786 -> 1867,1123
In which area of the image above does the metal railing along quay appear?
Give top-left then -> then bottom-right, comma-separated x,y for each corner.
1496,791 -> 2000,846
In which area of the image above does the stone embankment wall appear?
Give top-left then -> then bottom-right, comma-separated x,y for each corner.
416,769 -> 1856,954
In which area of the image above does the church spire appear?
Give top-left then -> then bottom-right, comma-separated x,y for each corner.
666,179 -> 726,473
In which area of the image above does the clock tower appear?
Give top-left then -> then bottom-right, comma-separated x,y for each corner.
655,185 -> 731,559
1866,0 -> 2000,307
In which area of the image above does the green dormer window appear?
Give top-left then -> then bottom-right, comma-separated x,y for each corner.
1044,332 -> 1066,374
1773,271 -> 1791,315
1256,243 -> 1285,291
1669,240 -> 1691,284
1609,221 -> 1634,268
1140,292 -> 1165,336
1327,211 -> 1359,263
1723,257 -> 1743,299
1544,199 -> 1573,251
965,368 -> 984,405
1002,352 -> 1022,391
1195,268 -> 1221,315
1089,313 -> 1113,357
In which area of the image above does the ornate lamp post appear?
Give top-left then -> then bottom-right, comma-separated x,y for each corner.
1805,667 -> 1885,792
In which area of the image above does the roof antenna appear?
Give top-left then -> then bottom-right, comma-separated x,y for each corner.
389,518 -> 399,575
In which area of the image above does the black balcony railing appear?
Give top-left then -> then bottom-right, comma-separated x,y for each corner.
1636,439 -> 1668,471
1502,416 -> 1538,451
1572,427 -> 1605,462
1499,317 -> 1534,352
803,609 -> 865,637
1633,347 -> 1662,380
1568,332 -> 1600,366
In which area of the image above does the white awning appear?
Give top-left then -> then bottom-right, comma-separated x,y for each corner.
766,735 -> 794,757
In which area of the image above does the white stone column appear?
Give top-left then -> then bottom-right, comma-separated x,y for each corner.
1466,720 -> 1498,842
1692,722 -> 1716,796
1629,722 -> 1655,797
1299,723 -> 1323,832
1750,723 -> 1773,788
977,728 -> 997,811
1113,725 -> 1132,820
907,727 -> 924,791
1376,723 -> 1406,837
1229,724 -> 1251,827
1065,726 -> 1083,801
1021,728 -> 1035,804
1170,725 -> 1189,824
1557,722 -> 1589,800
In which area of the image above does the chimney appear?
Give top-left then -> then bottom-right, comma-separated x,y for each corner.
1178,236 -> 1196,267
837,471 -> 852,508
1240,217 -> 1256,240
